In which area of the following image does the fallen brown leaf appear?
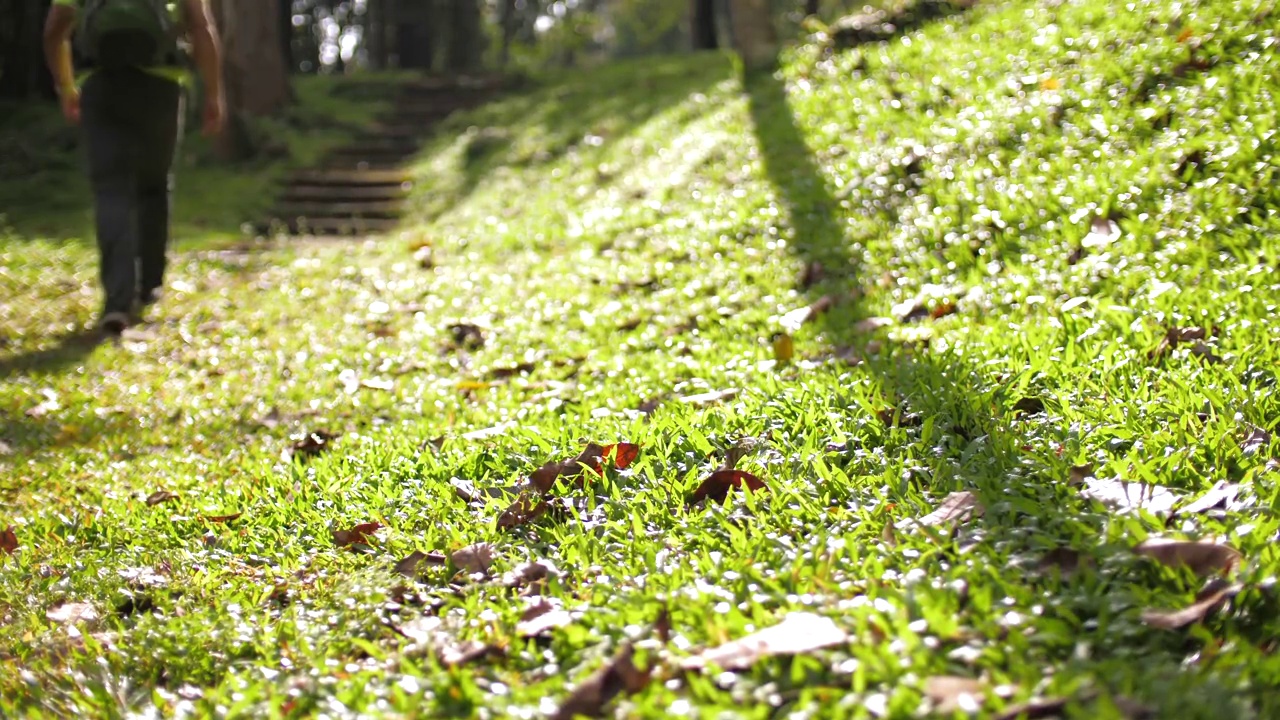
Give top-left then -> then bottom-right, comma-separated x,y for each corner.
799,261 -> 825,290
47,602 -> 100,625
780,295 -> 836,331
502,559 -> 563,590
395,550 -> 446,578
518,600 -> 573,637
396,615 -> 495,667
333,521 -> 382,547
145,491 -> 179,507
687,469 -> 767,505
201,513 -> 242,523
496,491 -> 549,531
451,543 -> 494,574
287,430 -> 338,462
1068,464 -> 1093,486
1142,577 -> 1243,630
1175,480 -> 1240,516
854,316 -> 894,333
925,676 -> 987,714
681,612 -> 848,671
1241,427 -> 1272,456
918,491 -> 982,527
1081,477 -> 1180,514
1037,547 -> 1086,577
677,388 -> 740,405
553,643 -> 652,720
0,526 -> 17,554
1134,538 -> 1242,577
447,323 -> 485,349
992,696 -> 1071,720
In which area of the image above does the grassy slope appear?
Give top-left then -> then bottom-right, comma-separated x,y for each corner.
2,0 -> 1280,717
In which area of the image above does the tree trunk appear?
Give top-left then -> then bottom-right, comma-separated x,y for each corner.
690,0 -> 718,50
444,0 -> 484,72
727,0 -> 777,69
278,0 -> 293,73
211,0 -> 291,159
804,0 -> 819,16
498,0 -> 517,69
0,0 -> 55,100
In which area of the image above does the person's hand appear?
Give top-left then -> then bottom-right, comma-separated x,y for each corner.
59,86 -> 80,125
202,93 -> 226,137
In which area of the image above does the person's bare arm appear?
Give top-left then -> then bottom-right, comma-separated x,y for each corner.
43,3 -> 79,123
181,0 -> 226,135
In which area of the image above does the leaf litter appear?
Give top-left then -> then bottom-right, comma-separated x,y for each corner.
333,522 -> 382,548
680,612 -> 848,671
0,526 -> 17,554
497,441 -> 640,530
1142,577 -> 1243,630
1133,538 -> 1242,577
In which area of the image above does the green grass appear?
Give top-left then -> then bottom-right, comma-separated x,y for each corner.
3,0 -> 1280,717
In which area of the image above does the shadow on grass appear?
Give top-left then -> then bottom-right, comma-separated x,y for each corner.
0,328 -> 105,380
739,40 -> 1279,716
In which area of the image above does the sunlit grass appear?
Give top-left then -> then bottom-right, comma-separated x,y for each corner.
2,0 -> 1279,717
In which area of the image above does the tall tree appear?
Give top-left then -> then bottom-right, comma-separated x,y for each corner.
728,0 -> 777,69
211,0 -> 291,158
804,0 -> 819,16
444,0 -> 484,72
278,0 -> 293,72
498,0 -> 518,69
0,0 -> 55,99
690,0 -> 718,50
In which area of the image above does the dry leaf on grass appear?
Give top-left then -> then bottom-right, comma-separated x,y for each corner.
502,559 -> 563,591
462,421 -> 516,441
451,543 -> 494,574
286,430 -> 339,462
1241,427 -> 1272,456
779,295 -> 836,332
395,550 -> 446,577
1175,480 -> 1240,516
687,469 -> 766,505
447,323 -> 486,349
496,491 -> 550,530
677,388 -> 740,405
47,602 -> 100,625
0,526 -> 17,554
925,676 -> 987,714
1142,578 -> 1243,630
396,615 -> 494,667
1134,538 -> 1242,577
201,512 -> 242,523
497,442 -> 641,530
1081,477 -> 1180,514
553,643 -> 652,720
1037,547 -> 1087,577
145,491 -> 179,506
854,316 -> 894,333
680,612 -> 848,671
518,600 -> 573,637
333,522 -> 382,547
918,491 -> 982,527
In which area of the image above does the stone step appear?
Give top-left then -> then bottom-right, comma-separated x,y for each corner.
260,216 -> 402,235
286,169 -> 411,186
279,184 -> 412,201
273,199 -> 406,218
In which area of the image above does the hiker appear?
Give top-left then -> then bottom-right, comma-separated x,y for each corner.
43,0 -> 226,335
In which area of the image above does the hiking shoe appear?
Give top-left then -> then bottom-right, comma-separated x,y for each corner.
139,287 -> 162,308
99,311 -> 129,336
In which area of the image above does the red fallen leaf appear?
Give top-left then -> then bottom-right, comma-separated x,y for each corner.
604,442 -> 641,469
930,301 -> 957,320
333,521 -> 382,547
201,513 -> 242,523
552,643 -> 652,720
0,525 -> 17,554
688,469 -> 766,505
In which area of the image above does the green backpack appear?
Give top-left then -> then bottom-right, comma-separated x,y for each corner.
77,0 -> 180,70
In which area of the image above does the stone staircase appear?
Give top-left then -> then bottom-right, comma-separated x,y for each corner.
264,77 -> 505,236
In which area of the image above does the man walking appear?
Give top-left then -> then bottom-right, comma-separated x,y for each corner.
43,0 -> 227,335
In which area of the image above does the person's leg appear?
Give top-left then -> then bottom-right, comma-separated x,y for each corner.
80,73 -> 139,329
133,74 -> 184,308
